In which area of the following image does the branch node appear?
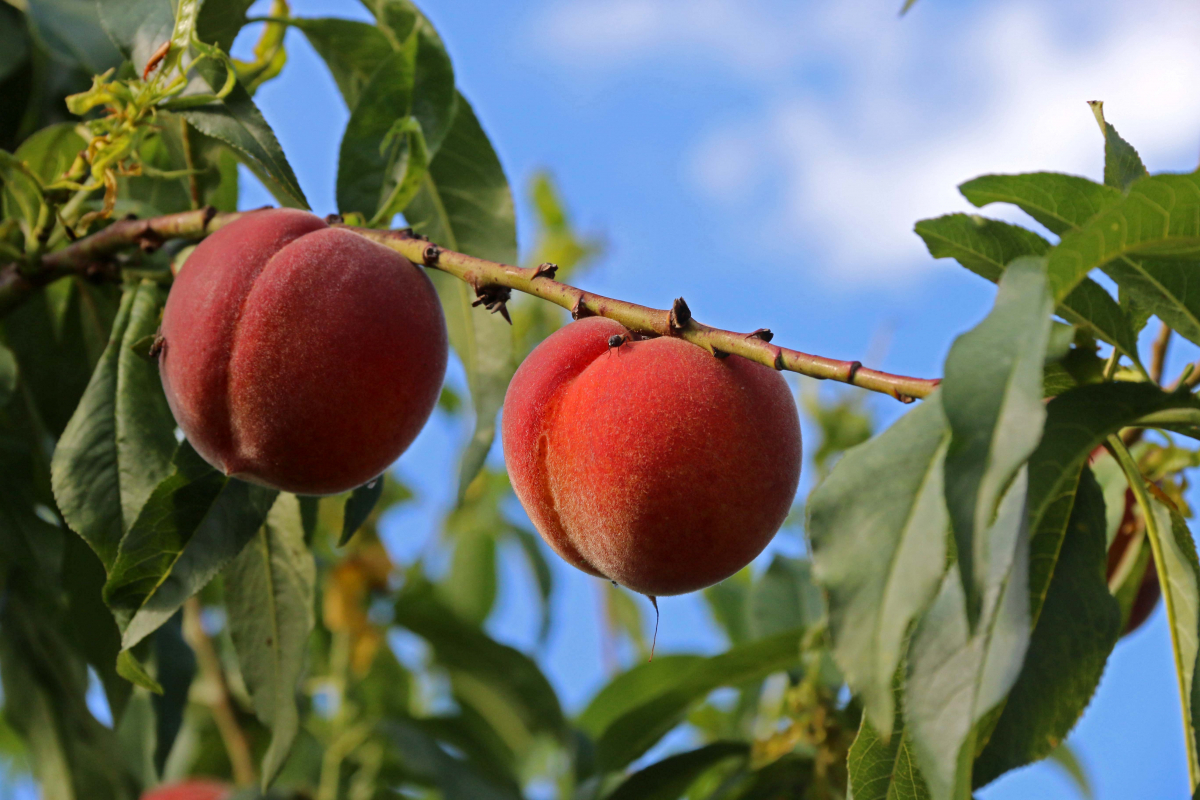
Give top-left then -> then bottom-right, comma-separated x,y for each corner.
148,331 -> 165,360
571,294 -> 590,320
472,284 -> 512,324
201,205 -> 217,227
669,297 -> 691,334
424,244 -> 441,266
746,328 -> 774,342
846,361 -> 863,382
771,346 -> 785,371
891,388 -> 916,404
136,229 -> 164,253
713,347 -> 729,359
534,262 -> 558,279
325,213 -> 344,226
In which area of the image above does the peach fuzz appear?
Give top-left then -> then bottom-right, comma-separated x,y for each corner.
159,208 -> 447,495
503,317 -> 802,596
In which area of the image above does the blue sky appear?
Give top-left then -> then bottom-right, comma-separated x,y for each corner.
10,1 -> 1195,798
231,1 -> 1200,798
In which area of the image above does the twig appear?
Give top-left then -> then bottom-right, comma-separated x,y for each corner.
182,597 -> 257,787
1151,322 -> 1172,385
0,209 -> 941,401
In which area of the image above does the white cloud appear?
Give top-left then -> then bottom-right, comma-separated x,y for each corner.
534,0 -> 1200,284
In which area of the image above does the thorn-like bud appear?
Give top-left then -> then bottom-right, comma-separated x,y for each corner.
669,297 -> 691,334
136,229 -> 164,253
772,347 -> 785,370
424,244 -> 441,265
202,205 -> 217,226
571,295 -> 590,320
147,331 -> 165,360
713,347 -> 729,359
324,213 -> 344,226
472,284 -> 513,324
534,262 -> 558,279
746,328 -> 774,342
122,212 -> 139,222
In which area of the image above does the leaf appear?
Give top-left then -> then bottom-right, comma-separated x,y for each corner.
151,614 -> 195,775
1089,101 -> 1148,194
24,0 -> 124,73
13,122 -> 87,185
848,712 -> 931,800
440,529 -> 497,625
808,396 -> 950,740
905,468 -> 1032,800
0,340 -> 15,408
178,75 -> 308,209
509,526 -> 553,643
1047,742 -> 1094,800
0,148 -> 46,247
381,719 -> 521,800
51,281 -> 177,570
748,556 -> 825,640
0,4 -> 28,85
605,742 -> 749,800
972,468 -> 1120,786
959,173 -> 1120,237
96,0 -> 174,69
195,0 -> 254,52
290,18 -> 396,111
593,630 -> 803,771
915,213 -> 1140,363
340,475 -> 385,546
404,93 -> 516,495
114,442 -> 278,649
703,569 -> 752,646
576,654 -> 706,738
942,256 -> 1052,626
116,650 -> 162,694
225,493 -> 316,788
393,580 -> 565,739
0,588 -> 137,800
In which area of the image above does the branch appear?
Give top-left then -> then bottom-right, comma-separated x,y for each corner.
1,208 -> 941,401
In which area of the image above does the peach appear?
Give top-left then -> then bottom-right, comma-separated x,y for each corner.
159,209 -> 447,495
503,317 -> 802,596
140,780 -> 231,800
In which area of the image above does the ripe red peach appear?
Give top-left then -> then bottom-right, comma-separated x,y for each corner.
160,209 -> 447,495
503,317 -> 802,596
141,780 -> 231,800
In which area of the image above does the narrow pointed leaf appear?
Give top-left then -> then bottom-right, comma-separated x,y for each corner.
915,213 -> 1139,362
942,257 -> 1052,626
606,742 -> 749,800
906,469 -> 1032,800
404,93 -> 516,495
225,493 -> 316,788
381,719 -> 521,800
1090,102 -> 1148,193
808,394 -> 949,740
340,475 -> 385,546
51,281 -> 177,569
973,468 -> 1120,786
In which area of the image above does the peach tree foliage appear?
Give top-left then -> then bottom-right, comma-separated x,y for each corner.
0,1 -> 1198,800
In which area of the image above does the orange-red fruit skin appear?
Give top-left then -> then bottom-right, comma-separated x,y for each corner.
503,317 -> 802,596
160,209 -> 448,495
141,780 -> 232,800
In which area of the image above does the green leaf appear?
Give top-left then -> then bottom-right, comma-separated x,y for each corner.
13,122 -> 87,186
178,75 -> 308,209
808,396 -> 950,740
440,528 -> 497,625
959,173 -> 1120,237
96,0 -> 174,69
116,650 -> 162,694
576,654 -> 706,738
593,630 -> 803,771
848,710 -> 931,800
24,0 -> 124,73
509,526 -> 554,643
1089,101 -> 1148,193
915,213 -> 1140,363
0,5 -> 28,85
404,93 -> 516,495
225,493 -> 315,789
61,533 -> 130,718
703,569 -> 752,646
51,281 -> 177,570
973,468 -> 1120,786
195,0 -> 254,52
393,580 -> 565,739
942,256 -> 1052,626
748,556 -> 825,640
0,148 -> 46,248
905,467 -> 1032,800
290,18 -> 396,112
0,340 -> 15,408
1047,742 -> 1094,800
150,614 -> 195,775
381,719 -> 522,800
605,742 -> 749,800
340,475 -> 385,546
113,442 -> 278,649
0,588 -> 137,800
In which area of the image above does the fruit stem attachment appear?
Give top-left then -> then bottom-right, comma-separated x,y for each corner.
0,208 -> 941,401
